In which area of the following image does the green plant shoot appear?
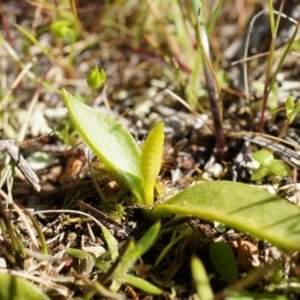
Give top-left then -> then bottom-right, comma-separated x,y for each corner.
253,149 -> 274,166
251,149 -> 291,180
285,95 -> 300,123
86,66 -> 106,90
50,20 -> 75,43
64,91 -> 300,250
141,122 -> 164,206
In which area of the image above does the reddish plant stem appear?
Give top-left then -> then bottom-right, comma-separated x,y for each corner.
203,61 -> 228,161
197,16 -> 228,161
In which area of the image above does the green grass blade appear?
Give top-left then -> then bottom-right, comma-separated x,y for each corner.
123,274 -> 162,295
15,24 -> 52,59
191,255 -> 214,300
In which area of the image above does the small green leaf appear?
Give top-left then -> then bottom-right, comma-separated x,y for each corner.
285,95 -> 295,121
141,123 -> 164,206
101,225 -> 119,261
191,256 -> 214,300
66,247 -> 90,259
289,104 -> 300,123
250,165 -> 270,181
63,90 -> 144,204
253,149 -> 274,166
210,242 -> 238,284
0,273 -> 50,300
123,274 -> 162,295
269,160 -> 291,177
150,181 -> 300,250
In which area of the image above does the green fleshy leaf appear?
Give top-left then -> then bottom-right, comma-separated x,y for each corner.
253,149 -> 274,166
62,90 -> 144,204
151,181 -> 300,250
210,242 -> 238,284
269,160 -> 291,177
0,273 -> 50,300
250,165 -> 270,181
141,123 -> 164,206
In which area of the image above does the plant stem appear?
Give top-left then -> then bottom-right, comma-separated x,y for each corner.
259,0 -> 285,132
196,8 -> 228,161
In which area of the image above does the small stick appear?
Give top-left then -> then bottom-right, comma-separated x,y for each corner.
0,139 -> 41,192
